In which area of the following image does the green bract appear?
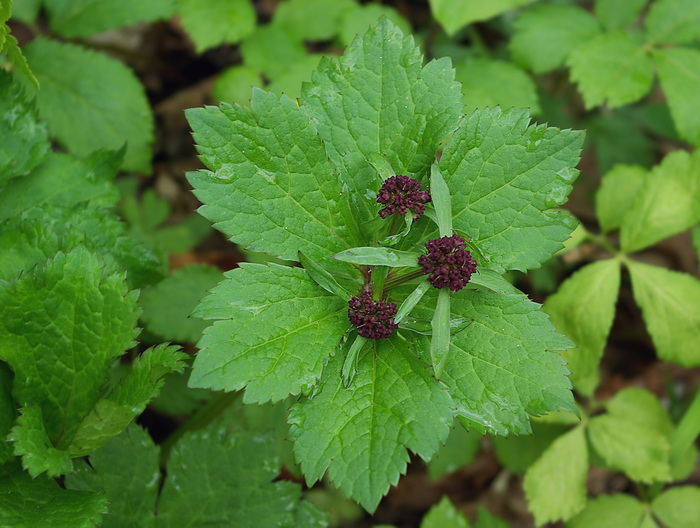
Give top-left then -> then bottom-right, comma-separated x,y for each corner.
187,19 -> 583,511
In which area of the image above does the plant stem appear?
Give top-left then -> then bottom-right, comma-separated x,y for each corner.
159,390 -> 242,466
384,268 -> 425,291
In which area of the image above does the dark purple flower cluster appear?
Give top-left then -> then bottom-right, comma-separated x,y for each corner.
348,291 -> 399,339
418,235 -> 477,292
376,175 -> 431,220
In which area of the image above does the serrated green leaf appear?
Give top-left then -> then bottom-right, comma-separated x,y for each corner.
8,406 -> 73,477
440,107 -> 583,272
645,0 -> 700,45
430,0 -> 532,36
44,0 -> 175,38
334,247 -> 420,268
179,0 -> 255,53
427,425 -> 480,478
567,32 -> 654,109
628,261 -> 700,367
544,260 -> 621,397
69,344 -> 185,455
523,425 -> 588,524
1,23 -> 38,88
21,39 -> 154,172
620,150 -> 700,253
0,462 -> 107,528
338,4 -> 411,47
653,47 -> 700,147
568,494 -> 648,528
301,18 -> 462,229
596,164 -> 648,233
0,247 -> 139,470
509,4 -> 601,74
456,57 -> 540,115
187,89 -> 361,262
652,486 -> 700,528
240,25 -> 306,80
588,388 -> 672,483
440,290 -> 576,435
190,264 -> 348,402
0,152 -> 119,223
289,339 -> 453,512
492,421 -> 568,474
274,0 -> 354,41
0,70 -> 48,184
421,496 -> 469,528
595,0 -> 647,31
212,65 -> 261,105
140,264 -> 222,343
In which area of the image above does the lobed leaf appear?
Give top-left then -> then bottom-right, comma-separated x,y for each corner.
440,107 -> 583,272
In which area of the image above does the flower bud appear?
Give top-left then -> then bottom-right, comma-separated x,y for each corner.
418,235 -> 477,291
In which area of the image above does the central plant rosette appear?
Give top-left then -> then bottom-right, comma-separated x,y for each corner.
186,19 -> 583,511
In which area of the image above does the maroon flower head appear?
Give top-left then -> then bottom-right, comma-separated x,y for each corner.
348,291 -> 399,339
418,235 -> 477,292
376,175 -> 431,220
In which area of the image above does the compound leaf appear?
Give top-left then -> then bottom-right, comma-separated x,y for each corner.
289,339 -> 453,512
510,4 -> 600,74
567,32 -> 654,109
544,260 -> 621,397
21,39 -> 153,172
628,261 -> 700,367
440,107 -> 583,272
187,89 -> 361,262
189,264 -> 349,403
179,0 -> 255,53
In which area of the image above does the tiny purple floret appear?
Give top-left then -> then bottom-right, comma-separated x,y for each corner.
418,235 -> 477,292
348,291 -> 399,339
376,175 -> 431,220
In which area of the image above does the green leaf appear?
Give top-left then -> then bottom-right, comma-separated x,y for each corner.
430,164 -> 453,237
338,4 -> 411,47
474,507 -> 509,528
0,70 -> 49,184
620,150 -> 700,253
0,247 -> 139,470
240,25 -> 306,80
333,247 -> 420,268
140,264 -> 222,343
21,39 -> 154,173
430,0 -> 533,36
588,388 -> 672,483
212,65 -> 261,105
69,344 -> 185,455
189,264 -> 348,402
596,164 -> 648,233
440,107 -> 583,272
11,0 -> 41,24
543,260 -> 621,397
0,462 -> 107,528
421,496 -> 469,528
1,22 -> 38,88
299,250 -> 351,301
267,54 -> 325,99
645,0 -> 700,45
455,57 -> 540,115
44,0 -> 175,38
568,494 -> 649,528
273,0 -> 354,41
341,334 -> 368,388
0,363 -> 15,465
510,4 -> 600,74
301,18 -> 462,228
9,406 -> 73,477
289,339 -> 453,512
492,421 -> 569,474
427,426 -> 480,478
628,261 -> 700,367
653,47 -> 700,147
567,32 -> 654,109
652,486 -> 700,528
523,425 -> 588,524
431,289 -> 451,378
0,152 -> 119,223
595,0 -> 647,31
395,280 -> 432,324
187,89 -> 361,262
438,290 -> 576,436
178,0 -> 255,53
